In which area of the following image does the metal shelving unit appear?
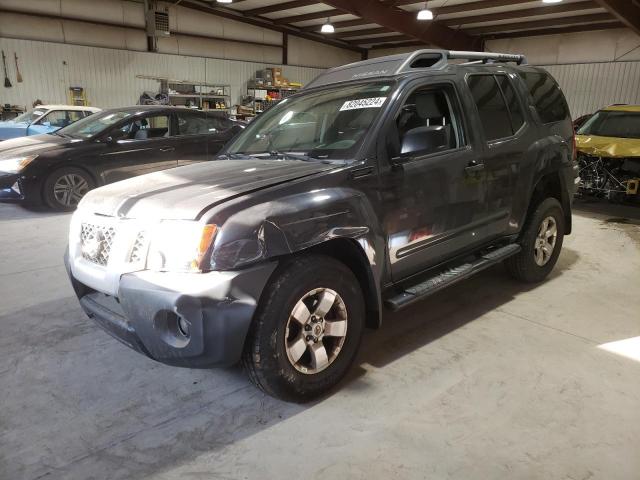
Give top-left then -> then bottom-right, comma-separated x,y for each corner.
137,75 -> 231,111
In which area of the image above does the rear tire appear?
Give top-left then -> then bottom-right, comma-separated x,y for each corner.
242,255 -> 365,402
43,167 -> 94,211
505,198 -> 565,283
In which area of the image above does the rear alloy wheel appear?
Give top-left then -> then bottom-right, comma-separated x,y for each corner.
243,255 -> 364,402
505,197 -> 564,283
43,168 -> 94,211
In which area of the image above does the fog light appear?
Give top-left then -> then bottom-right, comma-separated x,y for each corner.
11,180 -> 20,194
177,316 -> 190,338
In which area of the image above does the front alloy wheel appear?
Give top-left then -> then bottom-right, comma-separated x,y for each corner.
243,255 -> 364,402
285,288 -> 348,374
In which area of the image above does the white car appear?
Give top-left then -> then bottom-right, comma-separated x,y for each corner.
0,105 -> 101,141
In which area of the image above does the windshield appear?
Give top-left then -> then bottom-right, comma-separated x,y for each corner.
13,108 -> 48,124
578,110 -> 640,139
56,110 -> 136,139
226,81 -> 394,160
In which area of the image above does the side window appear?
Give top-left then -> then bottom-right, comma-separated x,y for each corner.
41,110 -> 82,128
392,86 -> 462,157
519,71 -> 569,124
467,75 -> 512,141
496,76 -> 524,132
177,113 -> 218,136
111,114 -> 170,141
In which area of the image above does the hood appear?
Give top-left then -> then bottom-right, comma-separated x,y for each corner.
0,133 -> 76,157
79,159 -> 337,220
576,134 -> 640,158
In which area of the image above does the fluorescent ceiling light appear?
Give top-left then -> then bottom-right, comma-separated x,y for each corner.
417,2 -> 433,20
542,0 -> 563,3
217,0 -> 233,3
321,18 -> 335,34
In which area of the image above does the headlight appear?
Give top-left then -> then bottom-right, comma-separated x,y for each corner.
0,155 -> 38,173
147,221 -> 217,272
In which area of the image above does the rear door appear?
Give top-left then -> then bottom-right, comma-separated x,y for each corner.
378,79 -> 490,281
174,111 -> 238,166
465,72 -> 533,237
96,112 -> 179,184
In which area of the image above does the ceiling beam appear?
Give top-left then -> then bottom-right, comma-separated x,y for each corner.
592,0 -> 640,35
300,0 -> 551,32
336,27 -> 391,38
353,34 -> 413,45
466,13 -> 615,35
244,0 -> 317,16
273,9 -> 342,25
444,1 -> 601,26
484,21 -> 625,39
321,0 -> 478,50
179,0 -> 365,53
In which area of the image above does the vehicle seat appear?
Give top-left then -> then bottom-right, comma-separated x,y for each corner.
414,93 -> 454,148
134,129 -> 149,140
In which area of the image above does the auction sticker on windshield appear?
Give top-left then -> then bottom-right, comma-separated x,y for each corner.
340,97 -> 387,111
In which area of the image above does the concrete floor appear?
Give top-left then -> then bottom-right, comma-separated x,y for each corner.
1,199 -> 640,480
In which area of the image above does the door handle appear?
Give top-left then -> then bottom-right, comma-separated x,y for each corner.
160,147 -> 175,153
465,161 -> 484,174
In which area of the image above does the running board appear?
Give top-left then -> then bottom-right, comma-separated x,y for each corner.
384,243 -> 521,311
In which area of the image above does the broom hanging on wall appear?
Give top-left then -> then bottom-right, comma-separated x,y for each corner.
2,50 -> 11,88
15,53 -> 22,83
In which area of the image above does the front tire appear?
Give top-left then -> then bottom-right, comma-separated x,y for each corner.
505,197 -> 565,283
43,167 -> 94,211
243,255 -> 365,402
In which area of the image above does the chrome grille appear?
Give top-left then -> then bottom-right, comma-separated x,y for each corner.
129,231 -> 147,264
80,223 -> 116,266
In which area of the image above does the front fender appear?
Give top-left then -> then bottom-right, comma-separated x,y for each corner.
209,187 -> 386,325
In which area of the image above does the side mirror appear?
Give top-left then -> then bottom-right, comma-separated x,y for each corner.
393,126 -> 449,162
101,136 -> 115,144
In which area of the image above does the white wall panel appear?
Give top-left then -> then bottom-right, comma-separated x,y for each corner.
0,37 -> 325,110
543,61 -> 640,118
288,36 -> 360,68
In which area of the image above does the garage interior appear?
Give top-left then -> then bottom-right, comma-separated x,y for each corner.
1,0 -> 640,479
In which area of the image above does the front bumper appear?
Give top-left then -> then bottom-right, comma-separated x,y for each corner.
0,172 -> 23,202
65,252 -> 277,367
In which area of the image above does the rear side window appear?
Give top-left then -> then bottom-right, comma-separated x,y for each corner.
519,71 -> 569,124
467,75 -> 512,141
496,76 -> 524,132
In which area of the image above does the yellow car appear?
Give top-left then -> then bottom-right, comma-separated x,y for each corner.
576,105 -> 640,201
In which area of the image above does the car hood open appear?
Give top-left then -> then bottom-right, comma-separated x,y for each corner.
576,134 -> 640,158
79,159 -> 337,220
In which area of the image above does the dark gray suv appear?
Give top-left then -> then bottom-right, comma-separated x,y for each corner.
65,50 -> 578,402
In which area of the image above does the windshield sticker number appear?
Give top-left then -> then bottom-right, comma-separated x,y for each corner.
340,97 -> 387,111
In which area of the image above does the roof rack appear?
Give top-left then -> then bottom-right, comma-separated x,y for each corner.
305,49 -> 528,89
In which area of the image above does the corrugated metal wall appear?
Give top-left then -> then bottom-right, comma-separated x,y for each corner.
542,61 -> 640,118
0,37 -> 325,109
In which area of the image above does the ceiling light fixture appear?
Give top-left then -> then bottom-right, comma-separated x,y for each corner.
542,0 -> 563,3
216,0 -> 233,3
321,18 -> 335,34
417,1 -> 433,20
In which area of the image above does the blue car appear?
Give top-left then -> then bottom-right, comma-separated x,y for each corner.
0,105 -> 101,141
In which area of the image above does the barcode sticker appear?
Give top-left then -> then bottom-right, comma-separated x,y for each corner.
340,97 -> 387,111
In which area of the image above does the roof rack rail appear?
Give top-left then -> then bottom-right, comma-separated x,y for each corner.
395,49 -> 527,74
305,49 -> 527,90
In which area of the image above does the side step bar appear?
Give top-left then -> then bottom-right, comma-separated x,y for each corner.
384,243 -> 521,311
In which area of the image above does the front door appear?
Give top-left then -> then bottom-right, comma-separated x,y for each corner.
378,81 -> 490,281
175,111 -> 239,166
97,113 -> 179,184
